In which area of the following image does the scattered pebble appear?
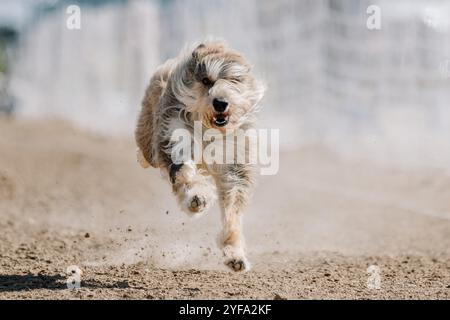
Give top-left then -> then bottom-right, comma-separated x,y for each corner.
274,293 -> 287,300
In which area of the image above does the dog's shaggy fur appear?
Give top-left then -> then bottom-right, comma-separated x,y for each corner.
135,40 -> 265,271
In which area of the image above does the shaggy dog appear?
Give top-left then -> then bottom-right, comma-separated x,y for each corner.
135,40 -> 265,271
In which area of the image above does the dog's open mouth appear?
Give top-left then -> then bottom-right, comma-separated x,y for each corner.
213,114 -> 229,127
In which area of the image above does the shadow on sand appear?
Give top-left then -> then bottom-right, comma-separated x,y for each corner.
0,274 -> 133,292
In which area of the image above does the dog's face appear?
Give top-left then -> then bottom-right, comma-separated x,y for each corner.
172,41 -> 265,132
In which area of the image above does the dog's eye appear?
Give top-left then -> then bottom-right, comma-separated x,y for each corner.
201,77 -> 212,86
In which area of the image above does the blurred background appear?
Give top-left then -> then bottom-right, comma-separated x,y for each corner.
1,0 -> 449,169
1,0 -> 450,279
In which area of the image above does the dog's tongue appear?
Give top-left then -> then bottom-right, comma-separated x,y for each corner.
214,114 -> 229,127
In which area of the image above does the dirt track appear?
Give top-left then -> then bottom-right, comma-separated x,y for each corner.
1,117 -> 450,299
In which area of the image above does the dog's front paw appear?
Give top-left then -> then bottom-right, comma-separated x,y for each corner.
226,258 -> 249,272
179,178 -> 217,217
188,194 -> 207,213
223,245 -> 250,272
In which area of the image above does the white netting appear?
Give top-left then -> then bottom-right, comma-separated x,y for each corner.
8,0 -> 450,167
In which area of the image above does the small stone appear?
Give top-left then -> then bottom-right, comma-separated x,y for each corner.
274,293 -> 287,300
84,233 -> 90,238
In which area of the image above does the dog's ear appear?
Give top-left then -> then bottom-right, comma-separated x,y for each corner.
192,43 -> 206,61
189,44 -> 205,73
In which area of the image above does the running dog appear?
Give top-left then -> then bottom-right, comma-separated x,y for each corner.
135,40 -> 265,271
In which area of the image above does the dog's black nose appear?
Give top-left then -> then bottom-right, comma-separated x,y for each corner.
212,98 -> 228,112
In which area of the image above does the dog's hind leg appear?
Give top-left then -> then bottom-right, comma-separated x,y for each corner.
136,148 -> 151,168
214,164 -> 255,272
135,60 -> 172,168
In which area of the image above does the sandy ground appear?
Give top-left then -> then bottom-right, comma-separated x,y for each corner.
1,117 -> 450,299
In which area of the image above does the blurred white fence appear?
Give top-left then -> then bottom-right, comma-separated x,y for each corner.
7,0 -> 450,168
10,0 -> 159,133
